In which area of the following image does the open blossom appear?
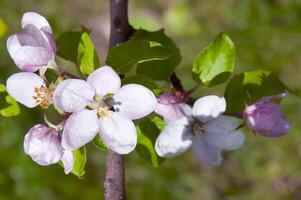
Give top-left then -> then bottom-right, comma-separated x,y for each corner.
53,66 -> 157,154
24,124 -> 74,174
6,72 -> 53,109
155,95 -> 245,165
7,12 -> 56,72
244,93 -> 290,137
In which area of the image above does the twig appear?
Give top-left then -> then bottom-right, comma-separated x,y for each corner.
104,0 -> 133,200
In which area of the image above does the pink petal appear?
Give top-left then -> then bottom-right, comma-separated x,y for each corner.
99,112 -> 137,154
192,95 -> 226,122
53,79 -> 95,112
21,12 -> 52,33
24,124 -> 63,166
61,150 -> 74,174
6,72 -> 45,108
62,109 -> 99,151
113,84 -> 157,120
87,66 -> 121,97
155,120 -> 193,158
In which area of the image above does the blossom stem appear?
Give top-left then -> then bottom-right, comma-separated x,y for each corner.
104,0 -> 133,199
170,73 -> 184,93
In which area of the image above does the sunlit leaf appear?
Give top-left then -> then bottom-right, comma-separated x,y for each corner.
92,135 -> 107,151
106,40 -> 171,74
77,32 -> 99,75
71,146 -> 87,177
225,70 -> 287,112
136,118 -> 164,167
192,32 -> 235,86
0,84 -> 20,117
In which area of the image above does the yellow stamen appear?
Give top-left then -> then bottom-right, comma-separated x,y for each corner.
32,85 -> 53,109
97,107 -> 111,118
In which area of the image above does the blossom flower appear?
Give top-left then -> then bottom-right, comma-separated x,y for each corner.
7,12 -> 56,72
6,72 -> 53,109
244,92 -> 290,137
155,95 -> 245,165
53,66 -> 157,154
24,124 -> 74,174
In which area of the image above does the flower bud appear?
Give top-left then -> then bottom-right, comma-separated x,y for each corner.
155,93 -> 186,122
244,95 -> 290,137
24,124 -> 63,165
7,12 -> 56,72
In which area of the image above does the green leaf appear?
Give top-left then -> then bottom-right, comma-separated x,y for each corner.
56,30 -> 84,62
122,74 -> 163,96
0,84 -> 20,117
0,95 -> 20,117
149,116 -> 165,131
106,40 -> 171,74
225,70 -> 287,112
136,118 -> 164,167
131,29 -> 182,80
0,84 -> 5,92
71,146 -> 87,177
92,135 -> 107,151
192,32 -> 235,86
77,32 -> 99,75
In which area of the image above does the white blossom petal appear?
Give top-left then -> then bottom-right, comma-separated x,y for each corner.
21,12 -> 52,33
6,72 -> 45,108
192,95 -> 226,122
87,66 -> 121,97
62,109 -> 99,150
192,135 -> 222,166
61,151 -> 74,174
113,84 -> 157,120
7,34 -> 22,57
155,121 -> 193,158
24,124 -> 63,166
53,79 -> 95,112
204,115 -> 242,134
155,102 -> 192,123
7,34 -> 51,72
99,112 -> 137,154
203,116 -> 245,150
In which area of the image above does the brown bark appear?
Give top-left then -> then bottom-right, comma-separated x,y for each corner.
104,0 -> 133,200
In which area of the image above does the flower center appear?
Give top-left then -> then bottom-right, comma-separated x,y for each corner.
97,106 -> 111,118
192,122 -> 205,136
32,85 -> 53,109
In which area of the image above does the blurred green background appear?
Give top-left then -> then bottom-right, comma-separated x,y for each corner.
1,0 -> 301,199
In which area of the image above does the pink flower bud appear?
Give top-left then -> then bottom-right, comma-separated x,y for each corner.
155,93 -> 186,122
24,124 -> 63,165
24,124 -> 74,174
7,12 -> 56,72
244,94 -> 290,137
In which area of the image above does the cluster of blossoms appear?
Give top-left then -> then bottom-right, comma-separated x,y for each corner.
5,12 -> 291,173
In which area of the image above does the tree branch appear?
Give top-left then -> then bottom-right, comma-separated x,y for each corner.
104,0 -> 133,200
